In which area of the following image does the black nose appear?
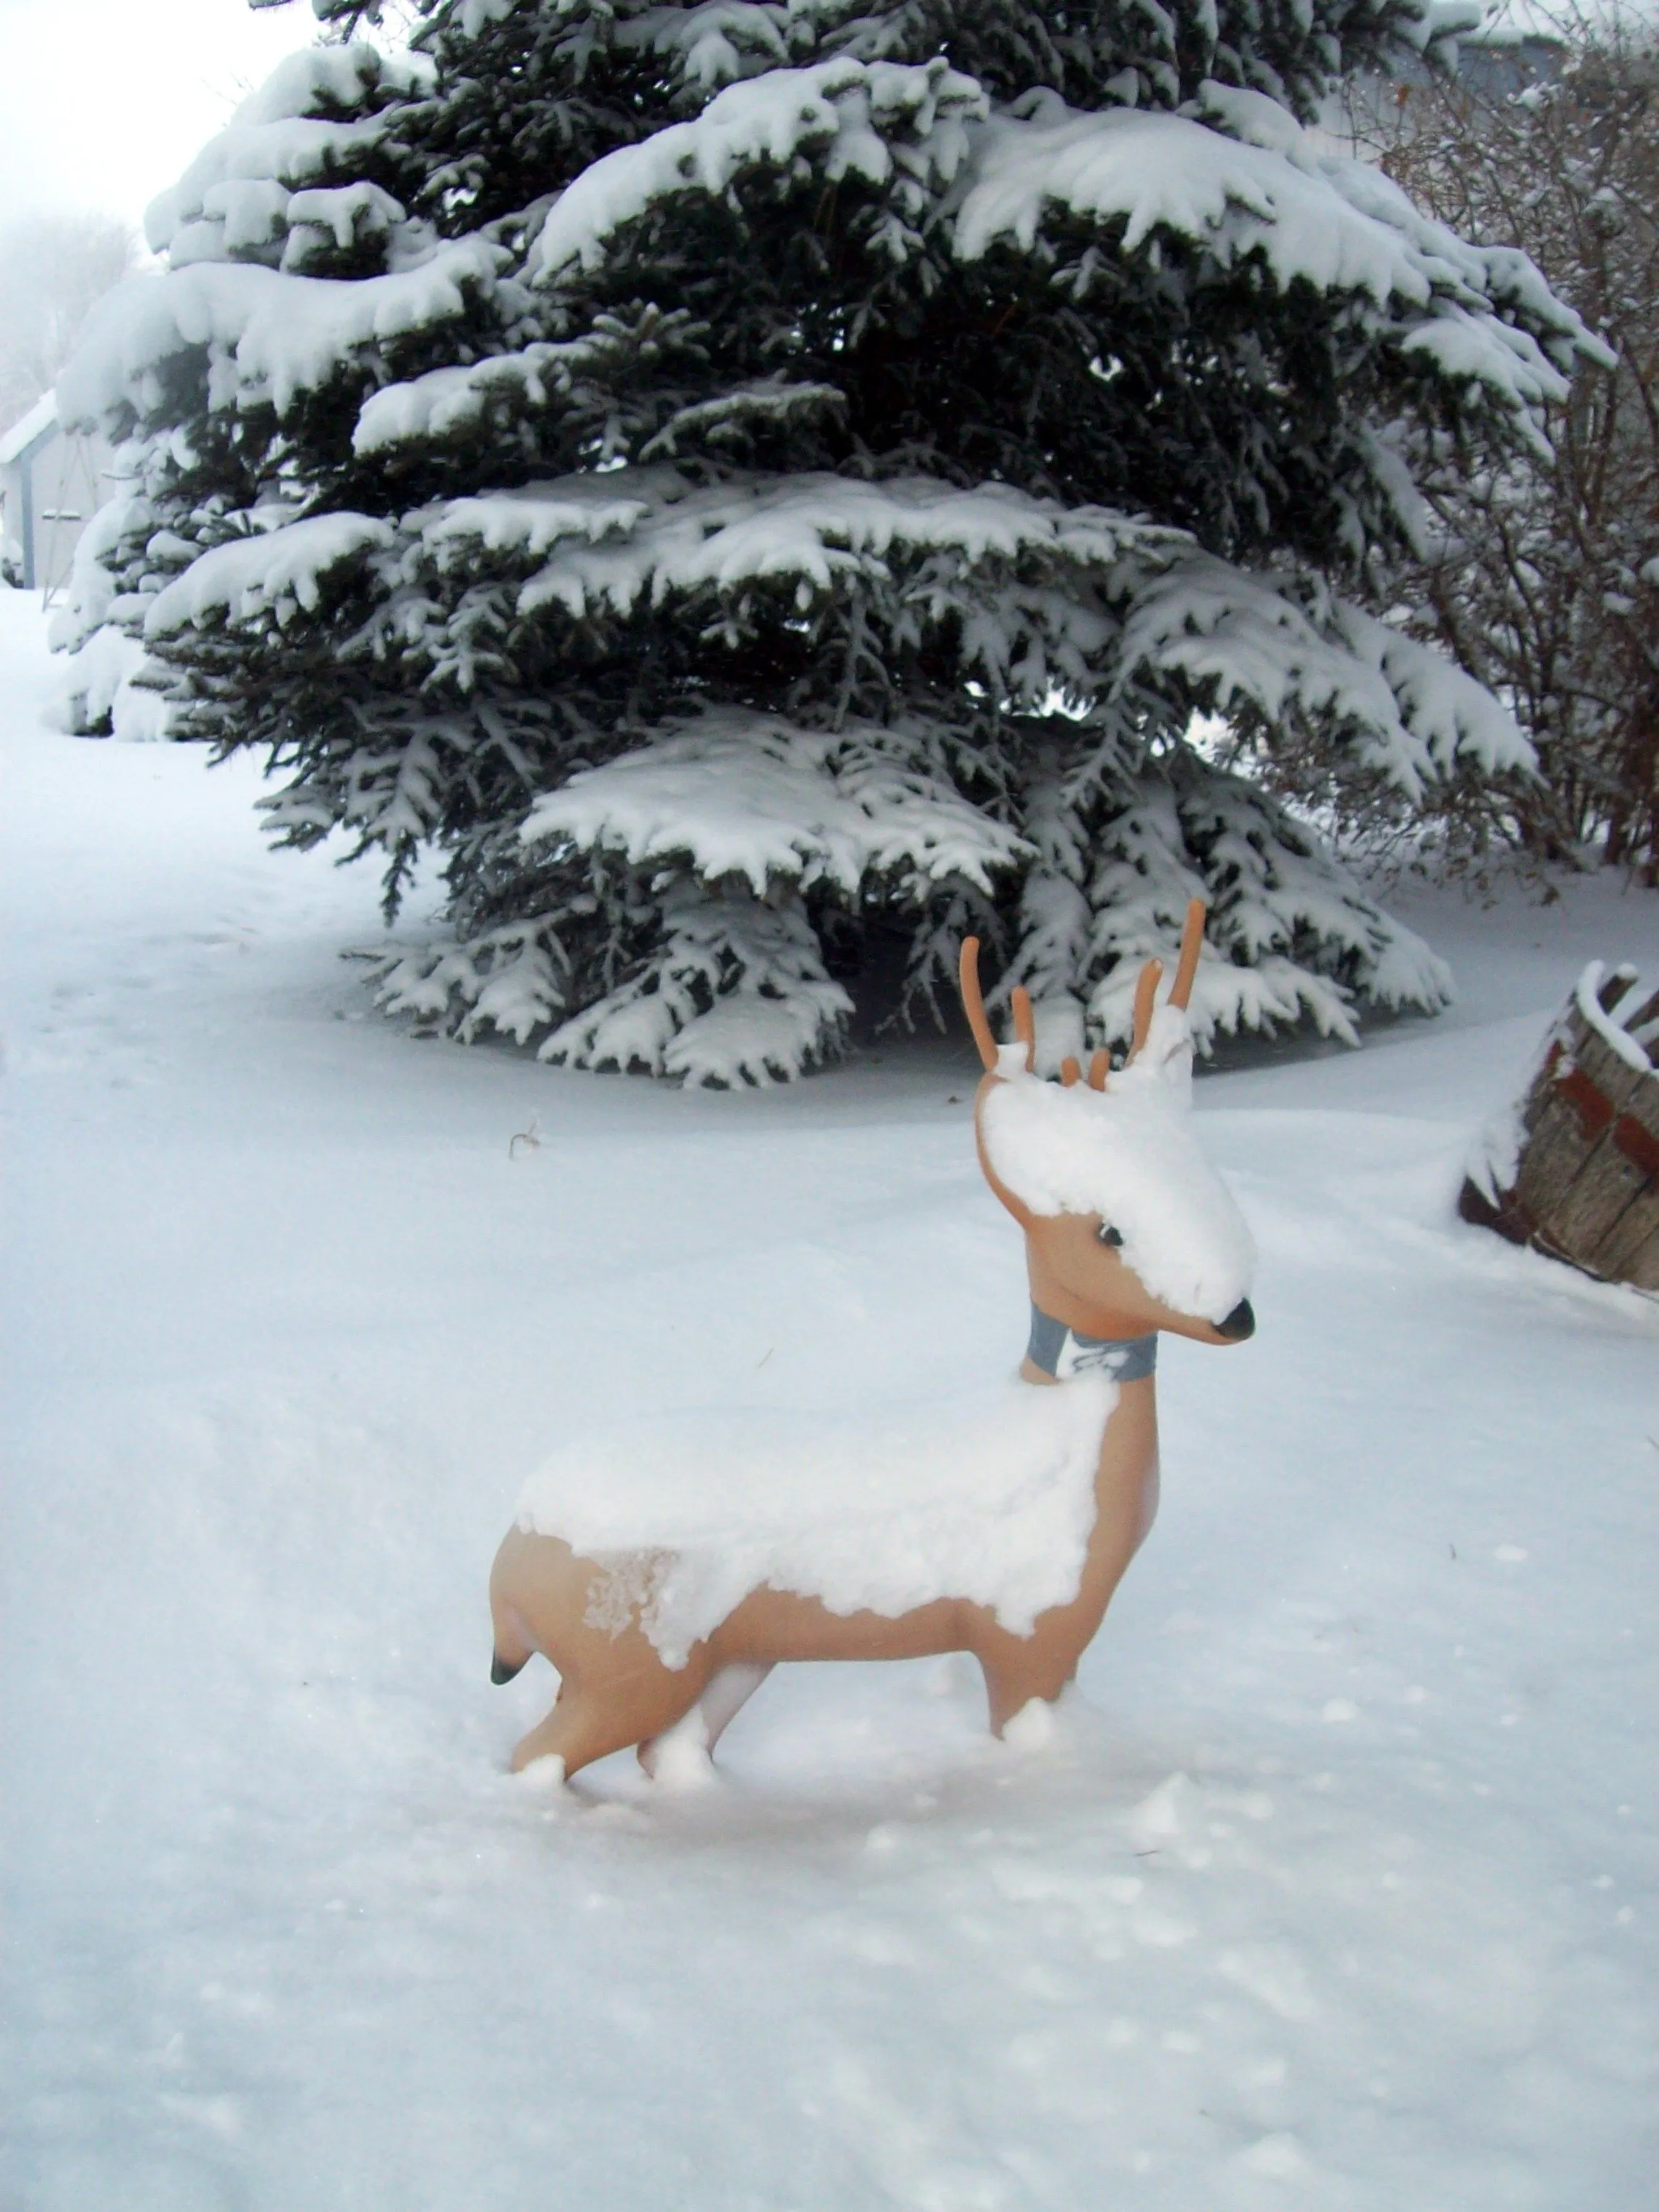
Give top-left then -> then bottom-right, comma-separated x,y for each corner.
1217,1299 -> 1255,1342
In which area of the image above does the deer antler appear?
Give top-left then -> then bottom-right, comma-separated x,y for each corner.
1010,987 -> 1037,1073
966,904 -> 1207,1083
1124,900 -> 1207,1064
959,938 -> 1038,1074
1126,959 -> 1163,1065
1170,897 -> 1205,1013
959,937 -> 999,1073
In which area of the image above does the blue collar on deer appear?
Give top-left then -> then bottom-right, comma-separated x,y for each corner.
1026,1303 -> 1159,1384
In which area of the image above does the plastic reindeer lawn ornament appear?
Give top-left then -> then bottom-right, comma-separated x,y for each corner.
489,900 -> 1257,1786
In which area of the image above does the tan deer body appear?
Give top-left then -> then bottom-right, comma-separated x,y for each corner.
489,903 -> 1255,1783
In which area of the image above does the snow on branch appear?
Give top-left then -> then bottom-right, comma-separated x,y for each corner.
1330,604 -> 1535,780
418,467 -> 1178,618
954,89 -> 1595,423
415,476 -> 663,565
530,57 -> 987,281
45,625 -> 176,743
1117,554 -> 1533,798
354,343 -> 586,455
614,0 -> 797,91
58,240 -> 511,430
145,42 -> 432,256
540,883 -> 856,1086
145,514 -> 397,637
352,316 -> 704,456
151,117 -> 396,263
959,101 -> 1427,290
355,340 -> 842,464
1000,734 -> 1456,1065
1170,755 -> 1455,1031
520,709 -> 1030,899
638,376 -> 847,459
138,459 -> 1527,818
282,183 -> 409,271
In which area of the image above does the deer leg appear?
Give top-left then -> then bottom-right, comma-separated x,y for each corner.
973,1453 -> 1160,1736
975,1638 -> 1078,1736
638,1661 -> 773,1778
701,1661 -> 773,1751
510,1652 -> 714,1780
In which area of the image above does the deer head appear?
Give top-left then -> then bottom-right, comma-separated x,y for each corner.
961,900 -> 1257,1348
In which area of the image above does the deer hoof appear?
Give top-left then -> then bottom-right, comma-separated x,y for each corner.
1000,1697 -> 1061,1751
514,1752 -> 567,1792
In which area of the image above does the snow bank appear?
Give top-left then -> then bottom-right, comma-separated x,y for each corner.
517,1375 -> 1115,1667
979,1010 -> 1257,1322
5,687 -> 1657,2206
43,625 -> 173,743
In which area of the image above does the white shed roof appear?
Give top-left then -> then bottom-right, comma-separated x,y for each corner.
0,390 -> 58,465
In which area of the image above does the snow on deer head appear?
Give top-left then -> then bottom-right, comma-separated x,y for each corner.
961,900 -> 1257,1348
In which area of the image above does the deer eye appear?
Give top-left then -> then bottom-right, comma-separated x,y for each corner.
1095,1222 -> 1123,1249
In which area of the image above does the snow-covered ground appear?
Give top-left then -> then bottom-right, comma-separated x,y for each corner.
1,584 -> 1654,2211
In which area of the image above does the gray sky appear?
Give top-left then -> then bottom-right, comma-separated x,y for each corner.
1,0 -> 1642,246
0,1 -> 329,240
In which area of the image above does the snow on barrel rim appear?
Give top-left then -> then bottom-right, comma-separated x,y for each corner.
979,1007 -> 1257,1324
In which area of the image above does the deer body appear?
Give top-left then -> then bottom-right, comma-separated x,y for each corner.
489,902 -> 1254,1783
491,1372 -> 1160,1776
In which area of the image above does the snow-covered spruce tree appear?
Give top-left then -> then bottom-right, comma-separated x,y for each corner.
56,0 -> 1601,1081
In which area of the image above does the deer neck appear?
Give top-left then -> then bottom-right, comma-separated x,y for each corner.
1023,1301 -> 1159,1386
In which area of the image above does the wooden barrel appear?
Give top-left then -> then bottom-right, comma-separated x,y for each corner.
1459,963 -> 1659,1292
